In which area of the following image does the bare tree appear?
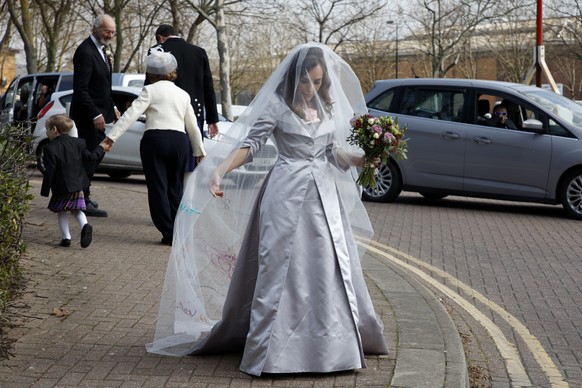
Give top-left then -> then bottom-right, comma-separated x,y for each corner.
35,0 -> 76,72
0,2 -> 15,55
483,3 -> 536,83
227,8 -> 296,103
545,0 -> 582,61
6,0 -> 38,73
292,0 -> 388,50
0,1 -> 15,89
552,52 -> 581,98
172,0 -> 279,119
337,17 -> 395,91
407,0 -> 513,78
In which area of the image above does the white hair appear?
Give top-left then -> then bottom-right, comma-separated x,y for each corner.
92,14 -> 114,30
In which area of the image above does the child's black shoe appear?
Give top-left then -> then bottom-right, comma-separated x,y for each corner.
80,224 -> 93,248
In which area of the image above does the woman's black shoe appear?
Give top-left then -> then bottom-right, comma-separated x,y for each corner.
59,239 -> 71,247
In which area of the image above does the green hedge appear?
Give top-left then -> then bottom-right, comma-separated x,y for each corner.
0,121 -> 34,317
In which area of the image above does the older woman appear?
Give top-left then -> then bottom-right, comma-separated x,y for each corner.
104,52 -> 205,246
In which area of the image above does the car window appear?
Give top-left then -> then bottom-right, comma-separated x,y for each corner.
548,117 -> 575,137
112,92 -> 138,115
127,79 -> 144,88
57,74 -> 73,91
476,92 -> 550,134
399,88 -> 465,122
58,94 -> 73,114
367,88 -> 395,112
1,78 -> 18,110
13,78 -> 34,122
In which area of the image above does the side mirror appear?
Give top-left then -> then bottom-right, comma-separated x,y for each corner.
522,119 -> 544,134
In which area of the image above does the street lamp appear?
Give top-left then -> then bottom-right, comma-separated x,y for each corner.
386,20 -> 399,79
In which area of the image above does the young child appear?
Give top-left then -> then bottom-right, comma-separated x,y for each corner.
40,114 -> 108,248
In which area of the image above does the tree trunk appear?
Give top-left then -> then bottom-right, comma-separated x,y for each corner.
7,0 -> 37,74
215,0 -> 232,120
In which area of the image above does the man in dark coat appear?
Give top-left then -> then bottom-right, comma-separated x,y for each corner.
69,14 -> 120,217
148,24 -> 219,172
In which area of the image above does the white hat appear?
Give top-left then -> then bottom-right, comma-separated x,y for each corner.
146,51 -> 177,75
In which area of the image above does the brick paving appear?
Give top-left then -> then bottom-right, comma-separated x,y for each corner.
0,173 -> 402,387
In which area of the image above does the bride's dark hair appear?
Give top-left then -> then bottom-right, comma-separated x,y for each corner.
277,46 -> 333,116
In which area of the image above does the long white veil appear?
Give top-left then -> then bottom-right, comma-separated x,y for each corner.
146,42 -> 374,356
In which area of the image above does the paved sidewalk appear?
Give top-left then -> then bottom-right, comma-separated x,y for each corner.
0,172 -> 468,387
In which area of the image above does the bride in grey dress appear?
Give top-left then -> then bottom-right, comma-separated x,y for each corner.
146,43 -> 388,376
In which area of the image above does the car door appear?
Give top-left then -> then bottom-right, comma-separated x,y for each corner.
463,91 -> 551,198
371,85 -> 468,191
0,76 -> 20,125
0,75 -> 35,126
101,90 -> 144,168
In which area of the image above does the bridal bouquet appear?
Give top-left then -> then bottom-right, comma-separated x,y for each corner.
347,113 -> 408,189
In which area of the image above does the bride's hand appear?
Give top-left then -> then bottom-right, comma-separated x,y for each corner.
209,172 -> 224,198
371,156 -> 383,168
361,156 -> 383,168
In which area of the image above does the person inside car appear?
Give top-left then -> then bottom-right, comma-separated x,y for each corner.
488,103 -> 517,130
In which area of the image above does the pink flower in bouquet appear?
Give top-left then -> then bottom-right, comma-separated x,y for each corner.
347,114 -> 408,189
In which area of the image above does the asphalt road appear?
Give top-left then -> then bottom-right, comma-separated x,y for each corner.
366,192 -> 581,387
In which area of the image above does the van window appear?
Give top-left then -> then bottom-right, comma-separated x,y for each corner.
368,89 -> 395,112
127,79 -> 144,88
14,78 -> 34,122
1,78 -> 18,110
400,88 -> 465,122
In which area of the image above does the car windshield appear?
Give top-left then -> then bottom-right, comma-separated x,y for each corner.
521,88 -> 582,127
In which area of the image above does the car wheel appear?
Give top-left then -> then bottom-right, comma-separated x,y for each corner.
35,140 -> 49,175
420,192 -> 448,200
560,169 -> 582,220
106,171 -> 132,179
361,161 -> 402,203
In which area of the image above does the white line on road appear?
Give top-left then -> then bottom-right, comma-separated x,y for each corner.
357,239 -> 568,388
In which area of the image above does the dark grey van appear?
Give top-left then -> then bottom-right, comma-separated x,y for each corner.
0,72 -> 73,129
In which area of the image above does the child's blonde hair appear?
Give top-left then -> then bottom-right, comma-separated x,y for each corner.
46,114 -> 74,134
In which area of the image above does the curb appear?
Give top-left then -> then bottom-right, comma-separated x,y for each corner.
363,252 -> 469,387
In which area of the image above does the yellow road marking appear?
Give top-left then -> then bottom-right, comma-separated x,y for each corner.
357,238 -> 568,388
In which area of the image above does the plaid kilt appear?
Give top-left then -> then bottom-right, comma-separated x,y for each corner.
48,191 -> 86,213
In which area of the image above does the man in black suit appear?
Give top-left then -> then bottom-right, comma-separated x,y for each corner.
148,25 -> 219,174
70,14 -> 120,217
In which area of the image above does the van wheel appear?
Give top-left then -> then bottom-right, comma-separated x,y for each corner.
560,168 -> 582,220
361,161 -> 402,203
35,140 -> 49,175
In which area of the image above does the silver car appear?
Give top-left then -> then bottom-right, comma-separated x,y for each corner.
364,78 -> 582,220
